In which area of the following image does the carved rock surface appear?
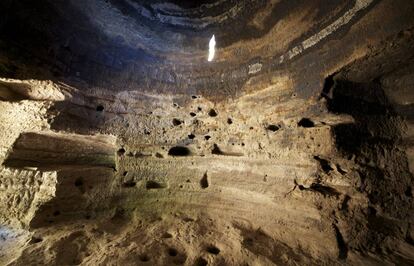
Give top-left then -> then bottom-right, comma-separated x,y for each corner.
0,0 -> 413,265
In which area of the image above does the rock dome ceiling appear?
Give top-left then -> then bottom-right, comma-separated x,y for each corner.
1,0 -> 395,97
0,0 -> 413,265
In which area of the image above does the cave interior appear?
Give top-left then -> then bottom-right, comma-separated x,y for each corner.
0,0 -> 413,265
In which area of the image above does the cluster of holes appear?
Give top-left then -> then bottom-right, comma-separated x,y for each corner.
132,103 -> 322,164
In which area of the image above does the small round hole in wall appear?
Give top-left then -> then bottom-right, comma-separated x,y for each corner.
96,105 -> 104,112
206,246 -> 220,255
118,148 -> 126,156
208,109 -> 218,117
172,119 -> 183,126
298,118 -> 315,128
168,248 -> 178,257
168,146 -> 191,156
266,124 -> 280,132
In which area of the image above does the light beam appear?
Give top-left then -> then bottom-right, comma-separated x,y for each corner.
208,35 -> 216,62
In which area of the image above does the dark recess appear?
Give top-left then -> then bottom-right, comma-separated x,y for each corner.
117,148 -> 126,156
29,236 -> 43,244
200,172 -> 209,189
208,109 -> 218,117
266,124 -> 280,132
327,78 -> 413,255
321,73 -> 336,98
172,118 -> 183,126
298,118 -> 315,128
96,105 -> 104,112
313,156 -> 334,173
333,224 -> 348,260
168,146 -> 191,156
123,181 -> 136,188
139,254 -> 150,262
74,178 -> 83,187
167,248 -> 178,257
212,144 -> 224,155
206,245 -> 220,254
195,257 -> 208,266
146,180 -> 166,189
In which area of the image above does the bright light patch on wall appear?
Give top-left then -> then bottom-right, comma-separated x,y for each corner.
208,35 -> 216,62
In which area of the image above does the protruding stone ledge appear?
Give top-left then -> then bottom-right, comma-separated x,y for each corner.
3,131 -> 116,169
0,78 -> 71,102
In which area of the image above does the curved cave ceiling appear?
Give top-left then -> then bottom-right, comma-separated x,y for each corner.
0,0 -> 414,265
0,0 -> 400,98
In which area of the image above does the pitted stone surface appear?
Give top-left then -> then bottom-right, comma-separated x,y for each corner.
0,1 -> 413,265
